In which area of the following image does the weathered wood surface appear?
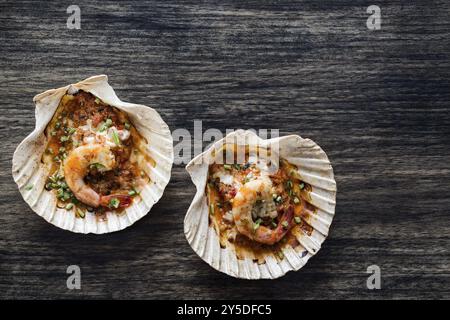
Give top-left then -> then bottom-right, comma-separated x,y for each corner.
1,0 -> 449,299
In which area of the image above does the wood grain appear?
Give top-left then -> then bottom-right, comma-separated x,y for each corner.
1,0 -> 449,299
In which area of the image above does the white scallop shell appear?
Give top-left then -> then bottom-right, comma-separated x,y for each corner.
12,75 -> 173,234
184,130 -> 336,279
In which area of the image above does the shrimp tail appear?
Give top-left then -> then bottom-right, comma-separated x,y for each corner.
99,194 -> 133,208
273,205 -> 295,239
279,205 -> 295,229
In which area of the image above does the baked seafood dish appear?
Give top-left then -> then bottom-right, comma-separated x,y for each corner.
12,75 -> 173,233
185,130 -> 336,279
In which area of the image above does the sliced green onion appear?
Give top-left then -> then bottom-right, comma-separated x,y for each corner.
209,203 -> 215,215
272,221 -> 277,228
90,163 -> 105,170
299,182 -> 305,190
109,198 -> 120,209
65,203 -> 74,210
56,188 -> 64,199
294,217 -> 301,224
55,122 -> 61,129
67,127 -> 76,135
25,184 -> 33,191
95,98 -> 100,104
253,218 -> 262,230
99,118 -> 113,132
60,135 -> 69,142
50,131 -> 57,136
128,188 -> 139,196
112,129 -> 120,145
124,122 -> 131,130
77,208 -> 85,218
223,164 -> 232,170
293,197 -> 300,204
281,221 -> 289,229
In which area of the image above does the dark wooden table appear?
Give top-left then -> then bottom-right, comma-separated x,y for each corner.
1,0 -> 449,299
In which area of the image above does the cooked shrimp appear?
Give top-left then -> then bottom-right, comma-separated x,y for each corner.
64,144 -> 132,208
232,177 -> 295,245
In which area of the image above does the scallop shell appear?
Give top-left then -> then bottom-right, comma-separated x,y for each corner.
184,130 -> 336,279
12,75 -> 173,234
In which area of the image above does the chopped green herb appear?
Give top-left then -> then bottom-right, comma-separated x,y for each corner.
276,196 -> 282,203
56,188 -> 64,199
209,203 -> 215,215
60,135 -> 69,143
128,188 -> 139,196
77,208 -> 85,218
50,131 -> 57,136
95,98 -> 100,104
293,197 -> 300,204
112,129 -> 120,145
55,122 -> 61,129
253,218 -> 262,231
278,251 -> 284,259
272,221 -> 278,228
59,147 -> 66,154
67,127 -> 76,135
89,163 -> 105,170
109,198 -> 120,209
232,164 -> 241,170
124,122 -> 131,130
223,164 -> 232,171
62,192 -> 71,201
46,148 -> 53,154
287,180 -> 293,189
99,118 -> 113,132
281,221 -> 289,229
299,182 -> 305,190
65,203 -> 74,210
53,156 -> 60,162
294,216 -> 301,224
25,184 -> 33,191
